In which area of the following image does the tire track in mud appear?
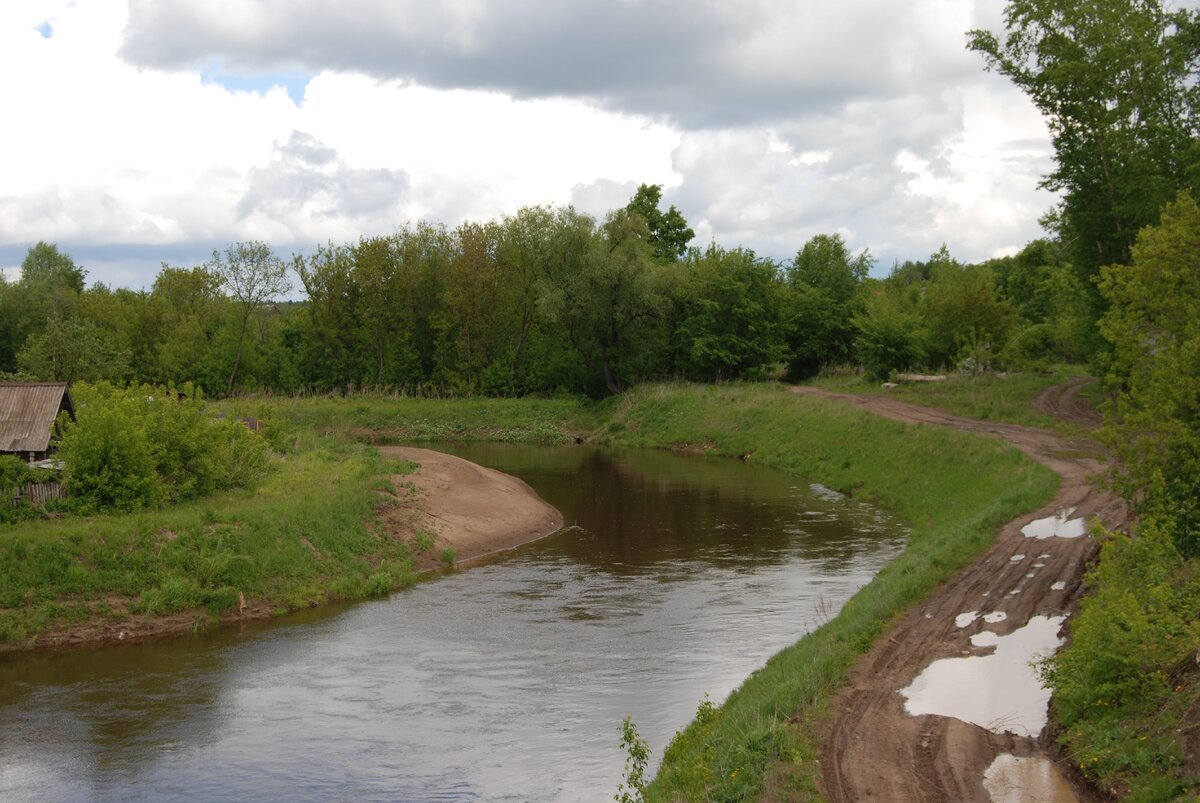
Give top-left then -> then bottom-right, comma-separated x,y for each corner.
787,385 -> 1124,803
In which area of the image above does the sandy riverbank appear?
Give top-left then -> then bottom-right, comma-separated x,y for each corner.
378,446 -> 564,572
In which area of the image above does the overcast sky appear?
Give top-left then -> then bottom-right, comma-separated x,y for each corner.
0,0 -> 1057,288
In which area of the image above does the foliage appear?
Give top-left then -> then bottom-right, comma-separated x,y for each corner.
854,289 -> 926,380
624,183 -> 695,263
919,248 -> 1014,368
785,233 -> 870,378
969,0 -> 1200,331
1041,518 -> 1200,799
616,716 -> 651,803
207,240 -> 291,393
672,245 -> 785,380
1098,192 -> 1200,556
17,315 -> 131,382
58,381 -> 269,511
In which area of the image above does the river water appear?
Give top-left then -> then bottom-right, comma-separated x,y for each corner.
0,446 -> 906,802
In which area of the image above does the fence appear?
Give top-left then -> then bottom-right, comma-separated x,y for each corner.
9,482 -> 66,507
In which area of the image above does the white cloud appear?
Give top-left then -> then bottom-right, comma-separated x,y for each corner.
0,0 -> 1058,286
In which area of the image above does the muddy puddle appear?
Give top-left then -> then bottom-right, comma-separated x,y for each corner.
983,753 -> 1079,803
1022,508 -> 1087,539
900,614 -> 1066,736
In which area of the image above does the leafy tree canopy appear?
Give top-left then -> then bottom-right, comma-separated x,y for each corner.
625,184 -> 695,263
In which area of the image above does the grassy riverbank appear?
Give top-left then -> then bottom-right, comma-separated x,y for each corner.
593,383 -> 1059,800
0,436 -> 420,647
2,381 -> 1059,798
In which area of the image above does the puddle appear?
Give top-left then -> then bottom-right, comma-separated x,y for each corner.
1051,581 -> 1066,591
1022,509 -> 1088,539
1011,554 -> 1026,562
900,615 -> 1065,736
955,611 -> 980,628
983,753 -> 1079,803
982,611 -> 1006,624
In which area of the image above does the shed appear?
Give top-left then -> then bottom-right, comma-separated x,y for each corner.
0,382 -> 75,462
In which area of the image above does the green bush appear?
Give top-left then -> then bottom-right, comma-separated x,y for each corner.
58,381 -> 269,511
1042,518 -> 1200,797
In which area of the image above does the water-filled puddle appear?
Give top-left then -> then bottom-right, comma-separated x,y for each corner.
900,615 -> 1065,736
983,753 -> 1079,803
1022,509 -> 1087,539
1051,581 -> 1067,591
956,611 -> 979,628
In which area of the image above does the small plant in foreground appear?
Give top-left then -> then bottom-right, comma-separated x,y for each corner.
414,531 -> 435,552
616,716 -> 650,803
440,547 -> 456,568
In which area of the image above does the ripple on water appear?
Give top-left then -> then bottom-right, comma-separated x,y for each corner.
900,615 -> 1066,736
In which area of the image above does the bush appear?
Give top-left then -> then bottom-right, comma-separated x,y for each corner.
59,381 -> 270,511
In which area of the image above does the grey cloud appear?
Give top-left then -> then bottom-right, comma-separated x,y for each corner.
120,0 -> 987,129
238,131 -> 410,226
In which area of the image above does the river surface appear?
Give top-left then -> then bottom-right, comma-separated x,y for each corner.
0,445 -> 906,802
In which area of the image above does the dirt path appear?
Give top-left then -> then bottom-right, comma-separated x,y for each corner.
788,385 -> 1126,803
379,446 -> 563,572
1032,376 -> 1103,429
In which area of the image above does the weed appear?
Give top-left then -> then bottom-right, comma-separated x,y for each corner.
616,716 -> 651,803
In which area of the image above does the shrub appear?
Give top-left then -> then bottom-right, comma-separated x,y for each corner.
59,381 -> 270,511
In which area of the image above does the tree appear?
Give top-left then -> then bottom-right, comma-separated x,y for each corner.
673,245 -> 785,380
20,241 -> 86,293
206,241 -> 290,394
969,0 -> 1200,333
785,233 -> 871,377
16,316 -> 130,383
1098,191 -> 1200,555
541,208 -> 661,395
625,184 -> 695,263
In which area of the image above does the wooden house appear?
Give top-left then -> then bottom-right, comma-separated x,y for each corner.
0,382 -> 75,462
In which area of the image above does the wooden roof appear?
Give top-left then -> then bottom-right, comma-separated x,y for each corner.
0,382 -> 74,454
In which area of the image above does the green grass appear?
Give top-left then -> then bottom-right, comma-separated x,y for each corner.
807,364 -> 1097,434
242,394 -> 601,445
0,437 -> 420,645
590,382 -> 1059,801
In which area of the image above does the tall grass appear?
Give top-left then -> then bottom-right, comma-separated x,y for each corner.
594,383 -> 1058,800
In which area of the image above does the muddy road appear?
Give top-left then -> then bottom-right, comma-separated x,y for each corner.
788,384 -> 1124,803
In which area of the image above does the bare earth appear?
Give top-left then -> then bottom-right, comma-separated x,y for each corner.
788,385 -> 1127,803
379,446 -> 563,572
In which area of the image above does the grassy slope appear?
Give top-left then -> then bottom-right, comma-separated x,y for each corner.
594,383 -> 1058,801
0,438 -> 420,645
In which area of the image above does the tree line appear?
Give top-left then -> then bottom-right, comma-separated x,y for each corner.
0,192 -> 1098,398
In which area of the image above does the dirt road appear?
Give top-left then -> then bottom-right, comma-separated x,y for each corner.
379,446 -> 563,572
788,385 -> 1125,803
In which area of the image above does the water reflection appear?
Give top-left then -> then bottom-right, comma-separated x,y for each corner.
0,446 -> 906,802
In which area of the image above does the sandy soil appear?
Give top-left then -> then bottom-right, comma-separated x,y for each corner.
378,446 -> 563,572
788,384 -> 1125,803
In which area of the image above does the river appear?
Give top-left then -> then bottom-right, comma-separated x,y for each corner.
0,445 -> 906,801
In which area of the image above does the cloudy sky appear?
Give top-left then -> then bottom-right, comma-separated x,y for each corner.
0,0 -> 1056,288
